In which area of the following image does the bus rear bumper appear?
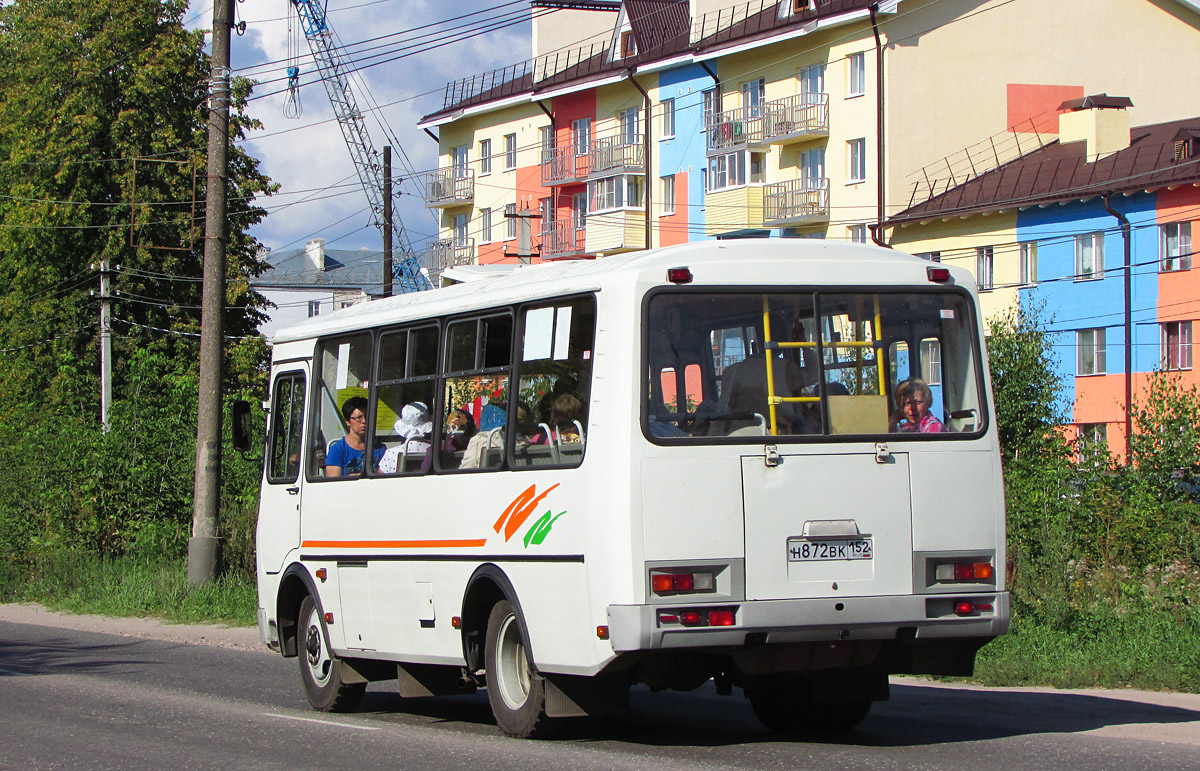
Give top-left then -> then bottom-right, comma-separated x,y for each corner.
606,592 -> 1009,653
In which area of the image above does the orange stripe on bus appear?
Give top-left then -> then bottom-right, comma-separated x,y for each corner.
301,539 -> 487,549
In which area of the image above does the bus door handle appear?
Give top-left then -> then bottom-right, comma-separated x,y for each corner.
286,486 -> 300,495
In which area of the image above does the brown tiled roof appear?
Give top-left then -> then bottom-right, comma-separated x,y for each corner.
888,118 -> 1200,226
422,0 -> 877,123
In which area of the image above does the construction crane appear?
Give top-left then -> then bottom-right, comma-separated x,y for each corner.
288,0 -> 431,293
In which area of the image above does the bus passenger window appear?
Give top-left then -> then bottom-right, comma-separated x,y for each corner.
512,297 -> 596,468
311,333 -> 379,478
374,326 -> 438,476
439,313 -> 513,472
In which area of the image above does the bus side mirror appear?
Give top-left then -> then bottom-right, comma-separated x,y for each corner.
231,399 -> 253,452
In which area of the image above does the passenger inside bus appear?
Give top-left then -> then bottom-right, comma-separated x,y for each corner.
378,401 -> 433,474
325,397 -> 385,477
889,378 -> 945,434
459,403 -> 506,469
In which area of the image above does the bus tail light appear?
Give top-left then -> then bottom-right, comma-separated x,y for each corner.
651,570 -> 715,595
708,609 -> 736,626
658,607 -> 738,627
954,600 -> 994,616
934,561 -> 994,583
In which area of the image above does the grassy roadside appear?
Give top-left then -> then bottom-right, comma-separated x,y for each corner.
2,552 -> 1198,694
0,551 -> 256,627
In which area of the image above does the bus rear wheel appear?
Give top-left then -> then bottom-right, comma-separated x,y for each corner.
748,678 -> 871,734
484,600 -> 556,738
298,595 -> 365,712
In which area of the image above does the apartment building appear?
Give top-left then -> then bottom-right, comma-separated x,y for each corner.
886,97 -> 1200,457
416,0 -> 1200,269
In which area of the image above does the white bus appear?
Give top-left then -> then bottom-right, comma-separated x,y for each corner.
252,239 -> 1008,738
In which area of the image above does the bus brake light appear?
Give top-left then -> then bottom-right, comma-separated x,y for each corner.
708,609 -> 735,626
927,266 -> 951,283
667,267 -> 693,284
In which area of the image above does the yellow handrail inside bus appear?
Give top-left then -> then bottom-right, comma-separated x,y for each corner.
761,295 -> 777,435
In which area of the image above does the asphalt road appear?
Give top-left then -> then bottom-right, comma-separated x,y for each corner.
2,618 -> 1200,771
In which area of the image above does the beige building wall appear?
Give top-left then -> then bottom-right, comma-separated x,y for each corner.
532,8 -> 614,59
890,212 -> 1020,322
883,0 -> 1200,216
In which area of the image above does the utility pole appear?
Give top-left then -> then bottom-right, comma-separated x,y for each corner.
383,145 -> 393,298
99,261 -> 112,431
188,0 -> 234,585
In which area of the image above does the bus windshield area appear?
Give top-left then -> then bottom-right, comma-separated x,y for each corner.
646,290 -> 985,440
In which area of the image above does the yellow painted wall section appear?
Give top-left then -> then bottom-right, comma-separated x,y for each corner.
585,209 -> 644,253
884,0 -> 1200,209
594,80 -> 649,141
889,211 -> 1020,322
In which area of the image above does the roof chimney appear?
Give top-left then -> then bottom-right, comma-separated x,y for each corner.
306,238 -> 326,271
1057,94 -> 1133,162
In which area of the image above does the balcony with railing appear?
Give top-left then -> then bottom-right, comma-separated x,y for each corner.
425,237 -> 475,271
539,223 -> 589,260
589,136 -> 644,177
707,94 -> 829,153
541,146 -> 591,186
423,169 -> 474,208
763,178 -> 830,225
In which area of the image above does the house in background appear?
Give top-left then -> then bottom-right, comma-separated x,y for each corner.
253,238 -> 387,339
415,0 -> 1200,266
886,96 -> 1200,457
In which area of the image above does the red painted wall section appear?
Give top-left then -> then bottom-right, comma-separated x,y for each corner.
658,170 -> 689,246
1006,84 -> 1084,134
552,90 -> 597,148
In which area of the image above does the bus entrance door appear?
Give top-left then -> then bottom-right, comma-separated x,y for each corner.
258,365 -> 309,575
740,451 -> 913,601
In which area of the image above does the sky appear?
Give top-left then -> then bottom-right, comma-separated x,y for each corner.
186,0 -> 534,259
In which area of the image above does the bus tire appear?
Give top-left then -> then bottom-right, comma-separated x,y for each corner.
298,595 -> 366,713
484,600 -> 555,738
748,679 -> 871,734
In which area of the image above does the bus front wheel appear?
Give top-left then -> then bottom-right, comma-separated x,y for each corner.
298,595 -> 365,712
484,600 -> 555,738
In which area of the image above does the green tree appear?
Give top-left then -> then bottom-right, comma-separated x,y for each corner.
1128,372 -> 1200,499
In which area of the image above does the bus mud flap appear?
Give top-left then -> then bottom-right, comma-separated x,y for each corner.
544,673 -> 630,718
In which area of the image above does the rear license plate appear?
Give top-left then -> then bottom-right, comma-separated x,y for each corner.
787,538 -> 873,562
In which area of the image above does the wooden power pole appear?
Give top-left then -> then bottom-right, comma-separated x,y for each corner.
188,0 -> 234,585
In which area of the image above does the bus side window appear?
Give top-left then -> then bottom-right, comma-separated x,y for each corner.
267,372 -> 306,483
310,333 -> 376,479
513,297 -> 596,468
440,314 -> 513,472
374,325 -> 438,475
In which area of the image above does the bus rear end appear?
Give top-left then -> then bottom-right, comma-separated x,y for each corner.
610,250 -> 1008,732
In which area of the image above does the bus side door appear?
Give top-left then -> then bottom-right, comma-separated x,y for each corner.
258,365 -> 309,574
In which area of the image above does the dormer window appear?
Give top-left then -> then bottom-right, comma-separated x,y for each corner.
620,30 -> 636,58
1173,133 -> 1200,162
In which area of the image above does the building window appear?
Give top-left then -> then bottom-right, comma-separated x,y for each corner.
848,52 -> 866,97
1019,241 -> 1038,284
620,29 -> 635,58
1161,221 -> 1192,272
847,138 -> 866,183
1162,320 -> 1193,370
798,63 -> 825,103
588,174 -> 643,212
479,138 -> 491,175
1078,423 -> 1107,449
505,203 -> 516,239
702,88 -> 719,127
800,147 -> 825,185
976,246 -> 994,290
1075,232 -> 1104,280
661,98 -> 675,138
481,208 -> 492,243
452,213 -> 469,245
504,133 -> 517,170
707,151 -> 747,191
741,78 -> 765,118
619,107 -> 640,146
571,192 -> 587,229
450,145 -> 469,178
539,197 -> 553,236
848,225 -> 867,243
917,251 -> 941,262
307,300 -> 321,318
1077,328 -> 1106,376
920,338 -> 942,385
661,175 -> 676,215
572,118 -> 591,156
539,125 -> 554,160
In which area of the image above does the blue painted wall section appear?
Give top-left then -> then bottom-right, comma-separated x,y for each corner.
656,63 -> 713,242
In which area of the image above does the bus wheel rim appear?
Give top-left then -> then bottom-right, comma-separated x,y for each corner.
496,614 -> 530,710
304,607 -> 333,687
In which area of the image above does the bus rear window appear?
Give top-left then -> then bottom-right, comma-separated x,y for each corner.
645,290 -> 985,440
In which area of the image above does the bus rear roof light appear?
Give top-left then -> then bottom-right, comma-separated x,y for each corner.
667,267 -> 693,284
927,266 -> 951,283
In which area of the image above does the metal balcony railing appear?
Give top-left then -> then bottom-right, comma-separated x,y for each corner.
763,178 -> 830,224
760,93 -> 829,143
541,146 -> 591,186
539,224 -> 588,260
706,106 -> 756,152
423,169 -> 474,208
590,135 -> 644,176
426,237 -> 475,271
